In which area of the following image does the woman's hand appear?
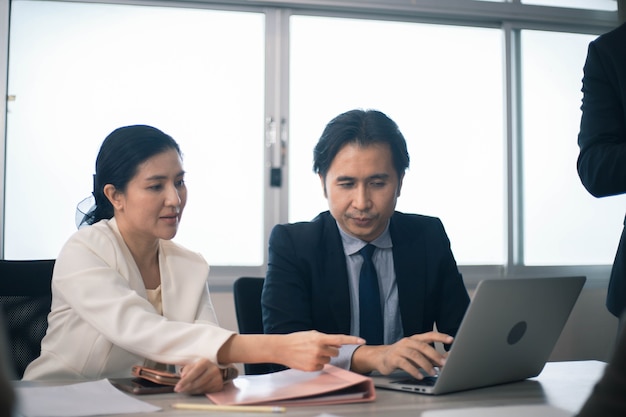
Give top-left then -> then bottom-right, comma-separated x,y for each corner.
174,358 -> 224,394
217,331 -> 364,371
276,330 -> 365,371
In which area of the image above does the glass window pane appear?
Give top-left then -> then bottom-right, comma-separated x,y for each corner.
6,0 -> 265,265
289,16 -> 504,265
521,29 -> 625,265
522,0 -> 617,10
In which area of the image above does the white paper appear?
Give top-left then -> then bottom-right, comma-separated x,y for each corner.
15,379 -> 161,417
422,405 -> 572,417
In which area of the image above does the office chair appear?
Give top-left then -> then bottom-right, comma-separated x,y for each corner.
233,277 -> 274,375
0,259 -> 55,379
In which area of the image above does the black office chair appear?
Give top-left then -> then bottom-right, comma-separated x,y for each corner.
0,259 -> 55,379
233,277 -> 275,375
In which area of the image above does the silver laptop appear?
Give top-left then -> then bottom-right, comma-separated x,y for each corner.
372,276 -> 585,395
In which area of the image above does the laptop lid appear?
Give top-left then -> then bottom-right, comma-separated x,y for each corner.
372,276 -> 585,395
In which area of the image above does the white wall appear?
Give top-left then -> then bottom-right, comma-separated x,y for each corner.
550,287 -> 618,362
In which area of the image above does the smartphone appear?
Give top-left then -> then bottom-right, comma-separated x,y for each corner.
110,377 -> 175,395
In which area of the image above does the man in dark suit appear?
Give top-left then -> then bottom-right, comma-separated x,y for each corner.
262,109 -> 469,380
575,12 -> 626,415
577,21 -> 626,320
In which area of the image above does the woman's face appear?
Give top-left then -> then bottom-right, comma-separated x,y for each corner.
108,149 -> 187,244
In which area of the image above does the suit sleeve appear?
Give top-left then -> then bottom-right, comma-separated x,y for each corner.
432,219 -> 470,340
424,218 -> 469,340
262,224 -> 314,335
577,40 -> 626,198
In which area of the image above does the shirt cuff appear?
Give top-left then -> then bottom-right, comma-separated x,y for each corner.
330,344 -> 360,370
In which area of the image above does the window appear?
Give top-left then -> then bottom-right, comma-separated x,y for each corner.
520,29 -> 626,265
289,15 -> 504,265
1,0 -> 619,283
5,0 -> 265,266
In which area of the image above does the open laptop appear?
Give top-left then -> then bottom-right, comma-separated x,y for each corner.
371,276 -> 586,395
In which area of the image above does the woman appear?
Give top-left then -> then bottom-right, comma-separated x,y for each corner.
22,125 -> 363,394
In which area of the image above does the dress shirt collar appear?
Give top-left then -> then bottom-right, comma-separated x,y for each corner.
336,219 -> 393,256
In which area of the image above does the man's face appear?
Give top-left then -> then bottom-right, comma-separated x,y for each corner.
321,142 -> 403,242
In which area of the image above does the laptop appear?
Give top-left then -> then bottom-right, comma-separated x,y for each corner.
371,276 -> 585,395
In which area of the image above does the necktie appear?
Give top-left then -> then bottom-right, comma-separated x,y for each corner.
359,244 -> 384,345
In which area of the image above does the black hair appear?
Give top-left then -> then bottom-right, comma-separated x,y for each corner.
83,125 -> 181,226
313,109 -> 410,179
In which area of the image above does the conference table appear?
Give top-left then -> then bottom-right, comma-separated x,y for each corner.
17,360 -> 605,417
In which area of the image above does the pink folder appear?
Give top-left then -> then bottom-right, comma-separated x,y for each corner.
206,364 -> 376,406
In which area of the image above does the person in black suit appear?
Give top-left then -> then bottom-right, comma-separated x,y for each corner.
577,21 -> 626,320
262,109 -> 470,380
575,11 -> 626,415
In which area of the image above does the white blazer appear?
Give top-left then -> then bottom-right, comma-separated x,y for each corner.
23,218 -> 235,380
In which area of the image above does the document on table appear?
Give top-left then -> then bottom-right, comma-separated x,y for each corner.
207,364 -> 375,406
15,379 -> 161,417
422,405 -> 572,417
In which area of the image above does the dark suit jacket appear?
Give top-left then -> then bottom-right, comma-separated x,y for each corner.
261,211 -> 470,343
577,22 -> 626,317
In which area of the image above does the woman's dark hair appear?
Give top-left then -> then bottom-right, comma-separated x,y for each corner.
313,109 -> 410,179
82,125 -> 181,226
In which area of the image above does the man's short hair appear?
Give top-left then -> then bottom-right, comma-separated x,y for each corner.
313,109 -> 410,179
